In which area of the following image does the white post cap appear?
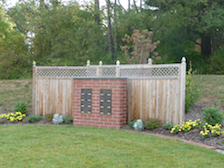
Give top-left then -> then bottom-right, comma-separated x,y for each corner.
181,57 -> 186,64
33,61 -> 36,67
99,61 -> 103,66
148,58 -> 152,65
116,60 -> 120,66
87,60 -> 90,66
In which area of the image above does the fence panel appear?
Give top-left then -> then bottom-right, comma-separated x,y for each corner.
32,58 -> 186,124
127,78 -> 180,124
36,78 -> 73,117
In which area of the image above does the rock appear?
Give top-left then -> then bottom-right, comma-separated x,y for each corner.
133,119 -> 144,131
52,114 -> 63,124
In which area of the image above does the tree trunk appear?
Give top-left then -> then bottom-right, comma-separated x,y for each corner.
133,0 -> 139,13
51,0 -> 59,8
212,32 -> 223,54
114,0 -> 118,60
201,33 -> 211,59
106,0 -> 114,61
128,0 -> 130,11
95,0 -> 100,25
39,0 -> 45,9
140,0 -> 143,13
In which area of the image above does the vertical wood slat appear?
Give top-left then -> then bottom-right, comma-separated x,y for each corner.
127,79 -> 131,123
32,66 -> 37,115
149,80 -> 153,119
140,80 -> 143,119
156,80 -> 159,119
127,77 -> 184,125
166,80 -> 170,123
37,78 -> 73,117
152,80 -> 156,119
161,80 -> 166,124
173,79 -> 179,125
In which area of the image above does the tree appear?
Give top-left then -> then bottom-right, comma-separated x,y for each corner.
121,29 -> 160,64
0,16 -> 29,79
146,0 -> 224,60
8,1 -> 108,66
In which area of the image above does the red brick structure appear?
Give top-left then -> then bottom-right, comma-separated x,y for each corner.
73,78 -> 127,129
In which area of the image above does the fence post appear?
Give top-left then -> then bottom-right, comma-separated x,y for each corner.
32,61 -> 37,115
86,60 -> 90,76
116,60 -> 120,77
180,57 -> 186,124
97,61 -> 102,77
148,58 -> 152,65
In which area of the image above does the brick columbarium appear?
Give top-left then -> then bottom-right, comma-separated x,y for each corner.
73,78 -> 127,129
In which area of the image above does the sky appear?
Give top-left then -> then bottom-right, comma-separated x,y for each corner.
6,0 -> 140,9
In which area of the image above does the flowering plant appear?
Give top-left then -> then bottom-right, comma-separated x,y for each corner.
170,119 -> 202,133
0,112 -> 26,122
200,129 -> 210,138
200,123 -> 224,137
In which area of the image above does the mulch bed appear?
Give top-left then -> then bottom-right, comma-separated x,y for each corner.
1,104 -> 224,149
0,111 -> 72,126
122,104 -> 224,150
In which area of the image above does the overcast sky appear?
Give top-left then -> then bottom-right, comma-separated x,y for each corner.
6,0 -> 140,9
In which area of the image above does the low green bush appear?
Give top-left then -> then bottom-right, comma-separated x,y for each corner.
185,69 -> 199,112
63,116 -> 73,124
27,115 -> 42,123
221,139 -> 224,144
202,107 -> 224,126
128,120 -> 137,128
163,123 -> 174,130
145,119 -> 161,130
45,113 -> 54,122
13,101 -> 28,114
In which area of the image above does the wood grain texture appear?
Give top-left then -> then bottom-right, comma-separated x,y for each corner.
37,78 -> 73,117
32,66 -> 37,115
127,79 -> 181,125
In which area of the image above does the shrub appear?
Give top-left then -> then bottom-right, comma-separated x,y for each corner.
13,101 -> 28,114
207,49 -> 224,74
63,116 -> 73,124
27,115 -> 42,123
202,107 -> 224,126
145,119 -> 161,130
45,114 -> 54,122
185,69 -> 199,112
128,120 -> 137,128
163,123 -> 174,130
221,139 -> 224,144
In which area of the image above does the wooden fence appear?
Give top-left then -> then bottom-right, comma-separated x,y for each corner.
32,58 -> 186,124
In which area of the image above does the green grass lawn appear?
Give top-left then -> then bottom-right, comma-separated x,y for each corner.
0,80 -> 32,111
0,126 -> 224,168
193,75 -> 224,107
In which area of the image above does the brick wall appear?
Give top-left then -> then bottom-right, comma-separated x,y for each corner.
73,78 -> 127,129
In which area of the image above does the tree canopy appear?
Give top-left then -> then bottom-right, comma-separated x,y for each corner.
1,0 -> 224,79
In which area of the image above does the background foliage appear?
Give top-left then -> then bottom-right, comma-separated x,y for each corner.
1,0 -> 224,79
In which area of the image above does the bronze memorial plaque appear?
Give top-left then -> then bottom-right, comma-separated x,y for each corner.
80,89 -> 92,114
100,89 -> 112,115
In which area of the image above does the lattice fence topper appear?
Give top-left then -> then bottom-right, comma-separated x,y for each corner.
120,66 -> 179,78
34,58 -> 184,79
37,67 -> 97,77
102,66 -> 116,77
